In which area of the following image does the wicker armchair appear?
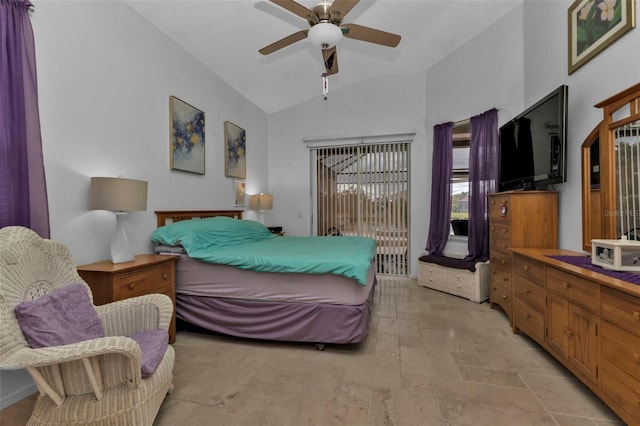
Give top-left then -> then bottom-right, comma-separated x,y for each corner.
0,226 -> 175,425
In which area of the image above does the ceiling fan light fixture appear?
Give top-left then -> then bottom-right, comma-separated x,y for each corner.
308,22 -> 342,48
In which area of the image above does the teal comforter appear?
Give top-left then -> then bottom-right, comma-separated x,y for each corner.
151,217 -> 376,285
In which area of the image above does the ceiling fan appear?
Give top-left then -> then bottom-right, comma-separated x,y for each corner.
259,0 -> 401,76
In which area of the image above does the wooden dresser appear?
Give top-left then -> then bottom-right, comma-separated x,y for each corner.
77,254 -> 176,343
510,248 -> 640,426
488,191 -> 559,323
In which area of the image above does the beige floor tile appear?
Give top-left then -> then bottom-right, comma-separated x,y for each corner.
154,398 -> 228,426
171,364 -> 258,407
456,365 -> 527,388
291,399 -> 369,426
436,380 -> 556,425
520,373 -> 621,420
369,387 -> 442,425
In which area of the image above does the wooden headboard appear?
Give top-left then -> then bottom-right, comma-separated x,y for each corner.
155,210 -> 243,227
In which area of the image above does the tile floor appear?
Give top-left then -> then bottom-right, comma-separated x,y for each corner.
0,277 -> 625,425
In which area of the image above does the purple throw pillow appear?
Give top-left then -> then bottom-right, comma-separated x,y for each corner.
129,329 -> 168,377
15,283 -> 105,348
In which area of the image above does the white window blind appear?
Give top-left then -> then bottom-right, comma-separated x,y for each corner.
310,140 -> 411,275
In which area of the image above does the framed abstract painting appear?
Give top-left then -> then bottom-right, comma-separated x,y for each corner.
234,180 -> 246,207
568,0 -> 635,74
170,96 -> 205,174
224,121 -> 246,179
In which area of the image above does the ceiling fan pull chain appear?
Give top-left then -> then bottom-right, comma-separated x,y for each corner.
322,73 -> 329,100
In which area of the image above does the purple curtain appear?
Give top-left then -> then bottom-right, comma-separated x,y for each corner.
0,0 -> 49,237
465,108 -> 498,262
426,122 -> 453,256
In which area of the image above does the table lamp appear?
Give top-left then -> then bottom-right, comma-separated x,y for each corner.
89,177 -> 148,263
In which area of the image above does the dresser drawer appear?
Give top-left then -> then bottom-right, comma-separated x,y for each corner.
514,297 -> 544,343
513,274 -> 545,313
490,278 -> 511,315
546,267 -> 599,313
490,267 -> 510,288
601,357 -> 640,424
513,255 -> 545,286
602,321 -> 640,381
490,249 -> 510,271
602,287 -> 640,336
489,195 -> 510,223
490,237 -> 510,253
118,263 -> 172,299
490,222 -> 511,242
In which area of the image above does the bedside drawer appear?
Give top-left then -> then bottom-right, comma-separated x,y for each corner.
546,267 -> 599,313
602,287 -> 640,336
118,263 -> 172,299
602,321 -> 640,381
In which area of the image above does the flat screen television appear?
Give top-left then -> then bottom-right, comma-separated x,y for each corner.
498,85 -> 568,192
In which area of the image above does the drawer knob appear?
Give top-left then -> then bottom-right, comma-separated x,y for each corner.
524,289 -> 530,294
525,314 -> 531,319
502,295 -> 507,300
501,259 -> 506,265
129,283 -> 135,290
502,228 -> 507,233
162,273 -> 168,279
634,311 -> 640,321
563,282 -> 569,289
523,265 -> 529,271
633,353 -> 640,362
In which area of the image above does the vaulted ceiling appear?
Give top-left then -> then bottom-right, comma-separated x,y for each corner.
125,0 -> 523,113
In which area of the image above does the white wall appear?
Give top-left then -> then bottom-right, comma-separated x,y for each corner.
424,5 -> 526,257
34,1 -> 268,265
523,0 -> 640,252
1,0 -> 268,409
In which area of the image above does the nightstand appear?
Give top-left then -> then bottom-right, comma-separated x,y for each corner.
77,254 -> 177,343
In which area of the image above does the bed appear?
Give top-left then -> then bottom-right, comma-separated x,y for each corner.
153,210 -> 377,347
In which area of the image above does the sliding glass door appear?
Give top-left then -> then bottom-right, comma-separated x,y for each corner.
311,142 -> 410,276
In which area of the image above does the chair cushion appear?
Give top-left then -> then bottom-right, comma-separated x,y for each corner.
129,329 -> 168,377
15,283 -> 104,348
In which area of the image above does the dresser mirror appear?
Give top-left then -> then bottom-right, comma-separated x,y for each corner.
581,123 -> 602,251
588,82 -> 640,249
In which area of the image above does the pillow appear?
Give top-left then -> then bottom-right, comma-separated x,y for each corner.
15,283 -> 104,348
129,329 -> 168,377
151,216 -> 275,252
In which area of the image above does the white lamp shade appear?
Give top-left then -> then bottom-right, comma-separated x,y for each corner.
249,193 -> 273,211
90,177 -> 148,211
308,22 -> 342,48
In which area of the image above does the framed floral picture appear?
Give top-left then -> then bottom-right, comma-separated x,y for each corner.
234,180 -> 245,207
568,0 -> 636,74
224,121 -> 246,179
170,96 -> 205,174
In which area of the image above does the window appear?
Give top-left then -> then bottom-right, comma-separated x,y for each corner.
451,121 -> 470,236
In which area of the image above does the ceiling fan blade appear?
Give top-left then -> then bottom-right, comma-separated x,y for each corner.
329,0 -> 359,24
270,0 -> 315,21
322,46 -> 339,75
259,30 -> 308,55
342,23 -> 401,47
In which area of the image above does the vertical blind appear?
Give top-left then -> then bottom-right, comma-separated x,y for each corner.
616,123 -> 640,239
311,141 -> 410,275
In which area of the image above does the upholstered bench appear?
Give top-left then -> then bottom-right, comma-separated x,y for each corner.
417,254 -> 490,303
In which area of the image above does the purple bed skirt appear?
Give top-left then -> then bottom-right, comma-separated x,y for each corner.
176,277 -> 377,344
